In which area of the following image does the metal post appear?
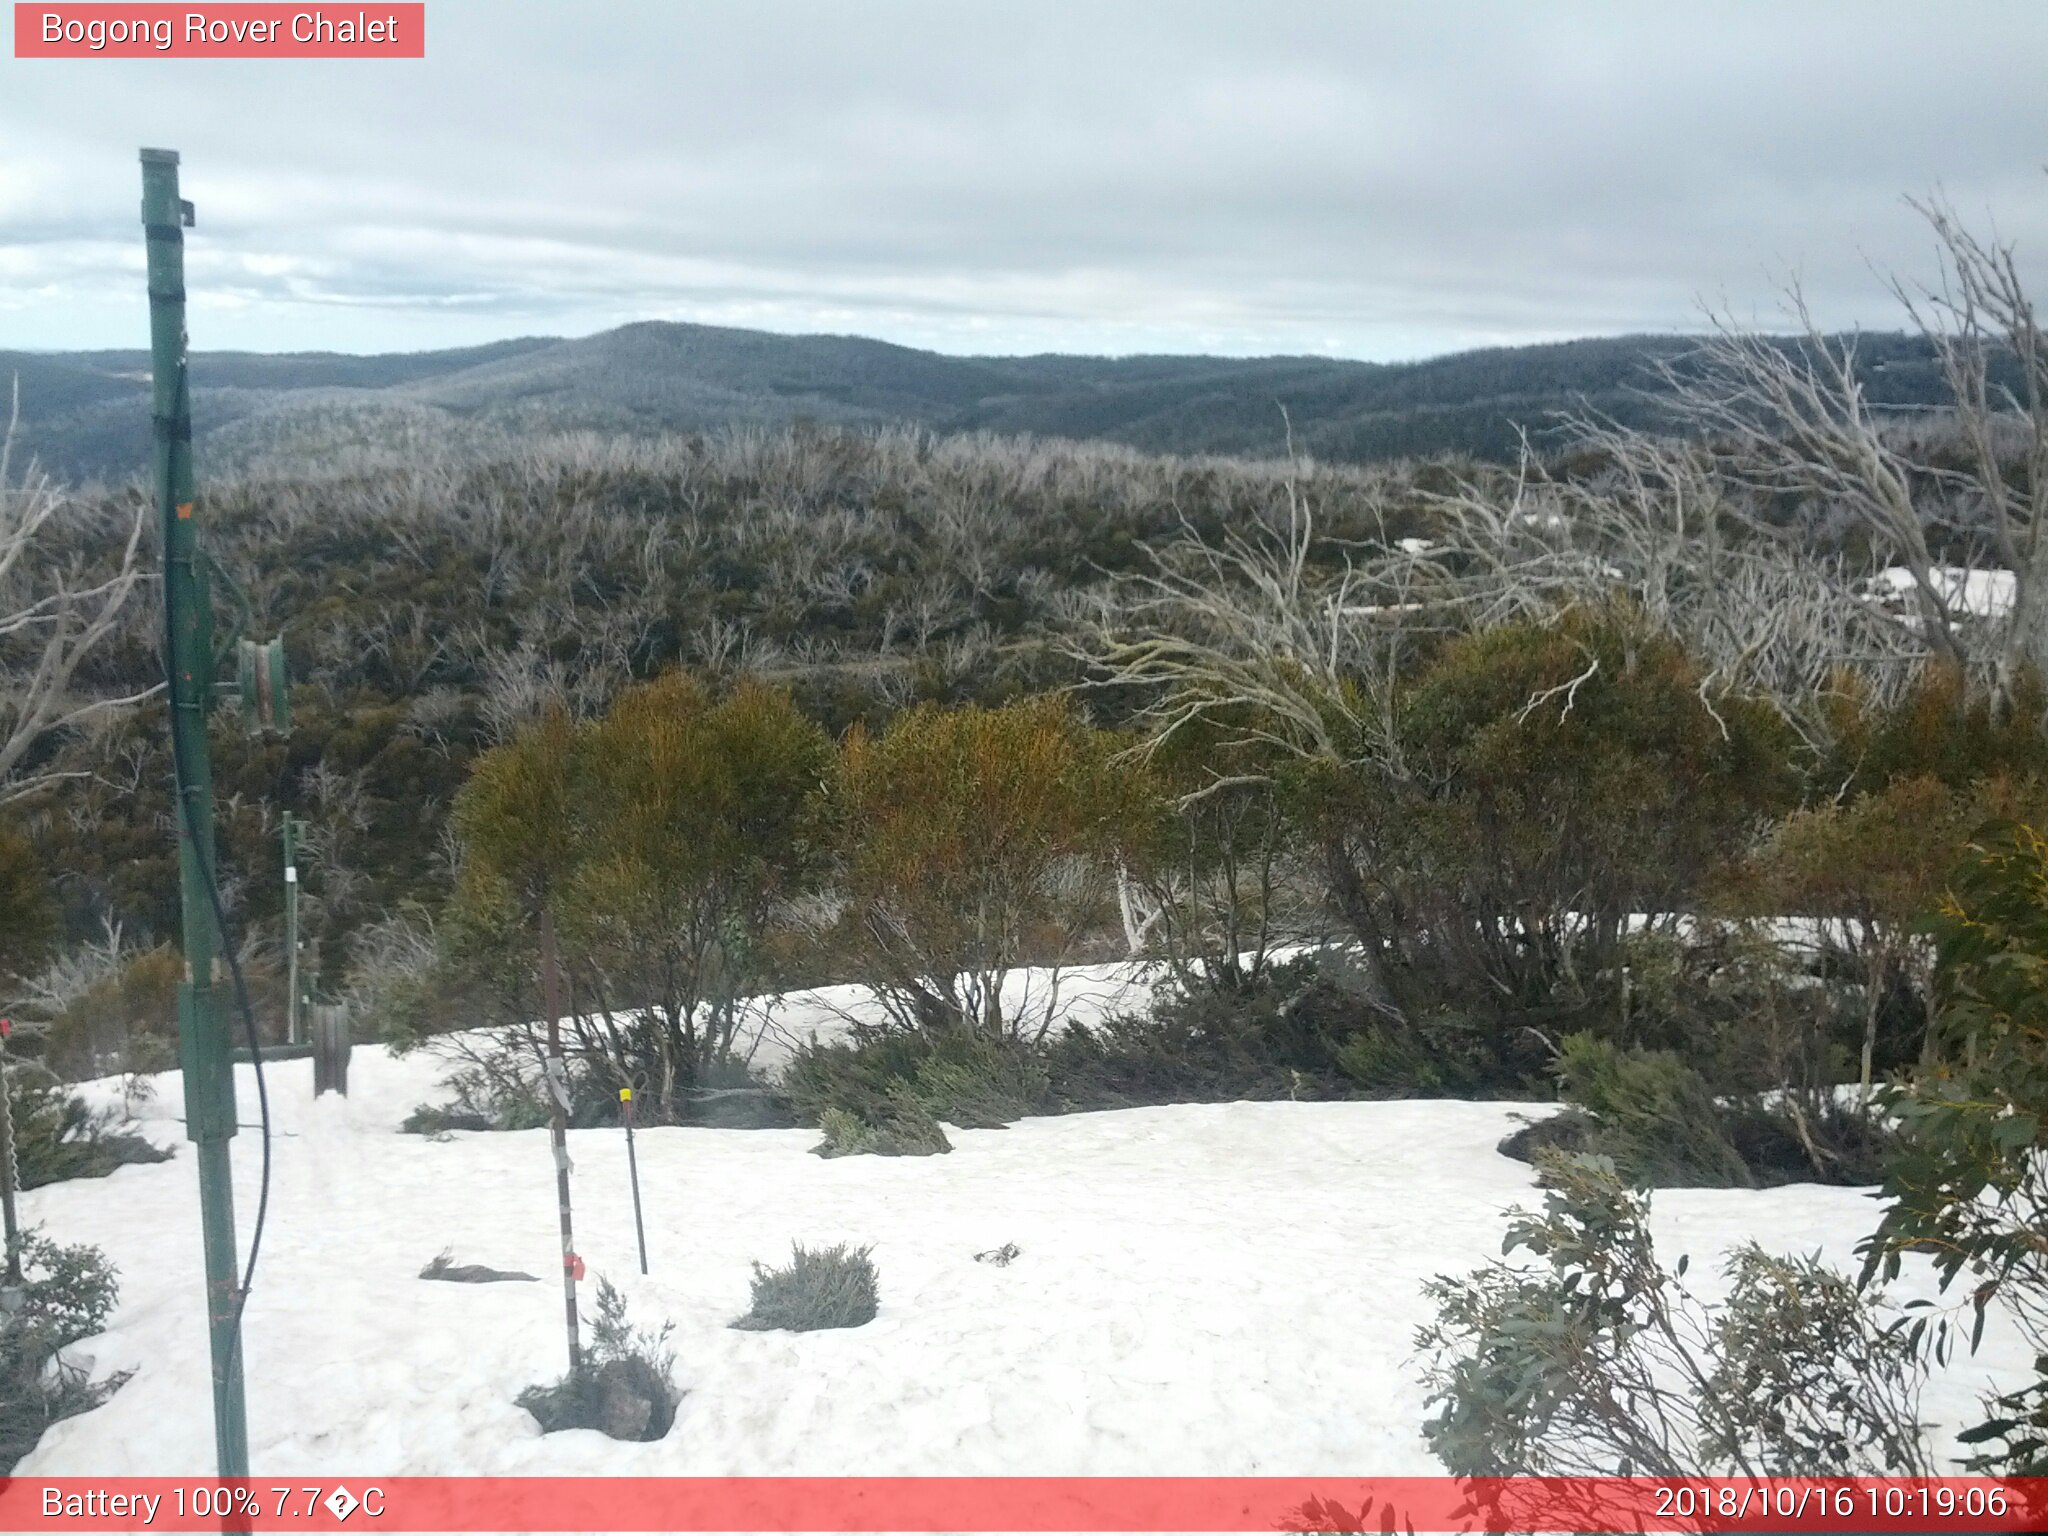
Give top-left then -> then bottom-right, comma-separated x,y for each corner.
142,147 -> 249,1480
282,813 -> 301,1046
620,1087 -> 648,1275
539,908 -> 581,1371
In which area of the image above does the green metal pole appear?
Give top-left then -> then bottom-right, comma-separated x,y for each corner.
142,147 -> 250,1480
283,813 -> 301,1046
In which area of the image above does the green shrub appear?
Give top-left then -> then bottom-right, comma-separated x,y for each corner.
786,953 -> 1538,1132
399,1056 -> 556,1135
0,1234 -> 129,1473
813,1102 -> 951,1158
784,1028 -> 1037,1148
517,1278 -> 677,1441
1552,1033 -> 1754,1188
819,695 -> 1139,1040
1418,1151 -> 1930,1478
1042,955 -> 1526,1109
399,1103 -> 494,1136
7,1065 -> 172,1190
1504,1034 -> 1895,1189
731,1243 -> 879,1332
910,1036 -> 1049,1128
1305,603 -> 1795,1027
1860,819 -> 2048,1476
784,1030 -> 1017,1124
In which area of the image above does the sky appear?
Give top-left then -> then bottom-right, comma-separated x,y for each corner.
5,0 -> 2048,361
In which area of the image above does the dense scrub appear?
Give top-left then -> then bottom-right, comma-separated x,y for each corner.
11,418 -> 2041,1209
15,427 -> 1422,1006
1424,816 -> 2048,1485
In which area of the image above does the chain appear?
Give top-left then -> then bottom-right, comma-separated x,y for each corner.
0,1024 -> 22,1286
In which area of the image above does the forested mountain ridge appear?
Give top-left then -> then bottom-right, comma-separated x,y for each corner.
1,322 -> 1964,482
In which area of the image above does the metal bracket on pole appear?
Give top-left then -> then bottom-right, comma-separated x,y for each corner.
236,636 -> 291,734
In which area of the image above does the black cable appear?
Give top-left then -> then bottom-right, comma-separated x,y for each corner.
159,358 -> 273,1376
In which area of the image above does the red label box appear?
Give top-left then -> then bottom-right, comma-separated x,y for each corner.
14,4 -> 425,58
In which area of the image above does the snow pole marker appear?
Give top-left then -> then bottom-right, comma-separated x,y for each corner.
620,1087 -> 649,1275
283,812 -> 302,1046
537,908 -> 581,1372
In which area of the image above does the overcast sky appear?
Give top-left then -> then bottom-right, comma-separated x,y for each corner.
5,1 -> 2048,361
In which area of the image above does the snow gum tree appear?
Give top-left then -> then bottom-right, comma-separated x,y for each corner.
1304,602 -> 1795,1023
821,695 -> 1146,1042
566,674 -> 827,1114
452,676 -> 826,1119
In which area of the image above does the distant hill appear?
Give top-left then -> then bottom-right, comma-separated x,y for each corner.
0,321 -> 1962,483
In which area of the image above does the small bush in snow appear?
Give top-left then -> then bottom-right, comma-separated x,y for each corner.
399,1045 -> 600,1135
909,1036 -> 1048,1128
731,1242 -> 878,1332
1498,1033 -> 1897,1189
1417,1150 -> 1929,1478
787,1030 -> 1038,1141
518,1278 -> 677,1442
1550,1034 -> 1753,1187
1041,956 -> 1511,1109
0,1233 -> 129,1473
812,1099 -> 951,1158
6,1064 -> 172,1190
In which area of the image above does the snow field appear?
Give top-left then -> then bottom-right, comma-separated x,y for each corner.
16,1013 -> 2037,1479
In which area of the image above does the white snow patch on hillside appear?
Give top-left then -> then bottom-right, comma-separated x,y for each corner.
1864,565 -> 2018,621
747,959 -> 1162,1071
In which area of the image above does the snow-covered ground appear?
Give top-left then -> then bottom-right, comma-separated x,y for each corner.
1864,564 -> 2018,623
17,1012 -> 2036,1478
742,959 -> 1161,1072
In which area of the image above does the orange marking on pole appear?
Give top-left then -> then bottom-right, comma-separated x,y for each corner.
175,501 -> 194,519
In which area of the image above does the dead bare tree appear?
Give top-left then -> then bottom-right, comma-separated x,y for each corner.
1411,422 -> 1932,747
1651,190 -> 2048,710
1896,191 -> 2048,699
0,381 -> 154,802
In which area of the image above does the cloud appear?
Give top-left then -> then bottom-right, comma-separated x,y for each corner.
4,0 -> 2048,357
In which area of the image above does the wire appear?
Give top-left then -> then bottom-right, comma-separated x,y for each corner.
159,357 -> 273,1377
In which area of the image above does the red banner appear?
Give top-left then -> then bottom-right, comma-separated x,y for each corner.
1,1477 -> 2045,1533
13,5 -> 424,58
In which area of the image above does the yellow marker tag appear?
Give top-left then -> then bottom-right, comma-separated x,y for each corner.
619,1087 -> 632,1102
175,501 -> 194,519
